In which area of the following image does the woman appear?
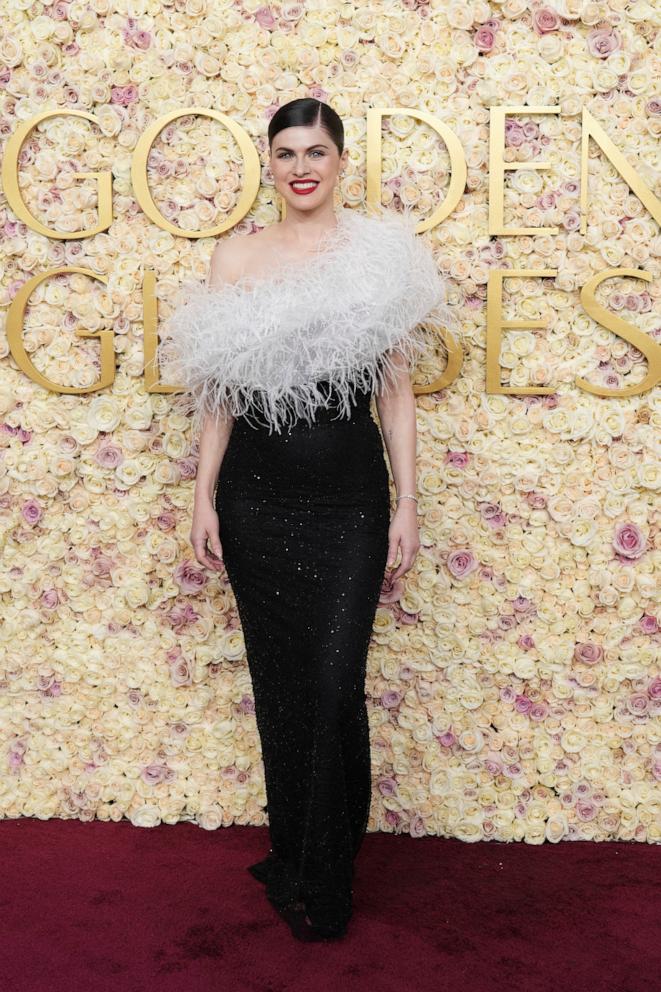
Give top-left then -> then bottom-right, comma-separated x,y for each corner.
157,98 -> 457,940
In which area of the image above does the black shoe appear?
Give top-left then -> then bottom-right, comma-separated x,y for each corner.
248,851 -> 302,911
301,883 -> 352,940
302,912 -> 348,940
247,850 -> 279,885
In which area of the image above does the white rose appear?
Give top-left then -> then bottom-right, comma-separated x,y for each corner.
130,804 -> 162,828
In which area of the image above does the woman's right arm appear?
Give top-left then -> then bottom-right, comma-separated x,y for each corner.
190,239 -> 243,572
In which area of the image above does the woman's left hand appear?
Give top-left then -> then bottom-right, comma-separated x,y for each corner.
386,500 -> 420,581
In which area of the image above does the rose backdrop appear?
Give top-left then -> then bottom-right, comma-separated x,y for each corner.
0,0 -> 659,843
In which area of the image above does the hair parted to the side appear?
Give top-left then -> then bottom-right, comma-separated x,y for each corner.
267,98 -> 344,155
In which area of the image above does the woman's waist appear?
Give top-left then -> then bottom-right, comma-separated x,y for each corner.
221,407 -> 387,489
234,378 -> 374,434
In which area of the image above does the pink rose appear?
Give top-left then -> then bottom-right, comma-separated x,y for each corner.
255,6 -> 277,28
445,450 -> 470,467
512,596 -> 532,612
612,521 -> 647,559
447,548 -> 478,580
169,655 -> 193,687
175,560 -> 208,593
518,634 -> 535,651
533,7 -> 561,34
438,731 -> 456,747
378,777 -> 397,796
95,443 -> 124,468
381,690 -> 402,708
132,32 -> 151,51
627,693 -> 649,717
40,589 -> 60,609
587,28 -> 621,59
505,120 -> 525,147
237,695 -> 255,715
515,694 -> 532,714
167,601 -> 201,633
21,499 -> 42,525
573,641 -> 603,665
479,501 -> 502,520
648,677 -> 661,700
409,814 -> 426,838
9,748 -> 26,770
529,702 -> 548,722
538,192 -> 557,209
483,753 -> 503,775
475,25 -> 496,52
141,763 -> 174,785
576,800 -> 597,821
640,614 -> 658,634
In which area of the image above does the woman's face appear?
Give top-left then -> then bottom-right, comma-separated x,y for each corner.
269,124 -> 348,212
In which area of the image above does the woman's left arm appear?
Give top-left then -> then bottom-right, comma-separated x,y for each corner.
374,350 -> 420,581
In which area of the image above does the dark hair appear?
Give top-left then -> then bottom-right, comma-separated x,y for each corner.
267,98 -> 344,156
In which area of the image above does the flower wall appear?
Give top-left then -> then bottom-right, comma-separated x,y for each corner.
1,0 -> 659,842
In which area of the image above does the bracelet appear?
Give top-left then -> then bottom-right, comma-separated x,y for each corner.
396,494 -> 418,503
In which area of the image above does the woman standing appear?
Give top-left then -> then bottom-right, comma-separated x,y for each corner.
158,98 -> 457,940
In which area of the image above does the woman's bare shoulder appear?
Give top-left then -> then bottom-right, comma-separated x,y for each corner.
210,228 -> 280,286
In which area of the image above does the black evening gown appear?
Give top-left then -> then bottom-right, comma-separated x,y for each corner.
215,376 -> 391,929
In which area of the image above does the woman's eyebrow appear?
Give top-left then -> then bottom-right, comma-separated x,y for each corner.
274,144 -> 329,151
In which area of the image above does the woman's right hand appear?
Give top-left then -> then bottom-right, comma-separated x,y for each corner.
191,500 -> 224,571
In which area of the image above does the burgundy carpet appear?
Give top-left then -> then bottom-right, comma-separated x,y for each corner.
1,818 -> 659,992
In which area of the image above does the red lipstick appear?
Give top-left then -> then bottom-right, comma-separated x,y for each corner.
290,181 -> 319,196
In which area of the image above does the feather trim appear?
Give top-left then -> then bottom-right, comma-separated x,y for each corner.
151,206 -> 459,437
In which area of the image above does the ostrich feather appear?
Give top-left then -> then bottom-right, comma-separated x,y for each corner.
152,206 -> 459,437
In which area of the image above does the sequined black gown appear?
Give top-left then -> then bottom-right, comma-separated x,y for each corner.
215,377 -> 390,929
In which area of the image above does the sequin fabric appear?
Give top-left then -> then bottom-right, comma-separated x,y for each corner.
215,377 -> 390,930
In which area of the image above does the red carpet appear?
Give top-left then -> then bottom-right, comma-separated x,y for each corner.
1,819 -> 658,992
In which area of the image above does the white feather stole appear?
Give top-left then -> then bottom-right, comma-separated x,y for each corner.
153,206 -> 459,437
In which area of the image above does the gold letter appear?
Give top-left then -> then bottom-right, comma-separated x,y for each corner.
486,269 -> 556,394
413,328 -> 463,395
580,107 -> 661,236
2,110 -> 112,239
365,108 -> 466,232
132,108 -> 261,238
143,269 -> 181,394
6,268 -> 114,392
577,268 -> 660,397
489,105 -> 560,236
